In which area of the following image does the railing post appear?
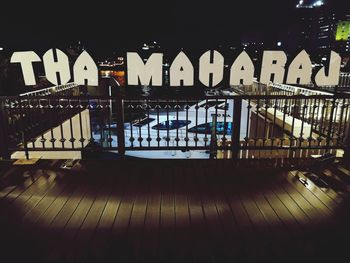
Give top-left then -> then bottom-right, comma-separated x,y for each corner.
209,114 -> 218,159
343,108 -> 350,160
116,91 -> 125,157
0,99 -> 10,159
231,97 -> 242,160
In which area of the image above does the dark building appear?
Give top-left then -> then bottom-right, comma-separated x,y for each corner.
293,0 -> 350,64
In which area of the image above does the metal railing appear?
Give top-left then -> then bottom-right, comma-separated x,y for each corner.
1,92 -> 350,159
19,82 -> 80,97
339,72 -> 350,88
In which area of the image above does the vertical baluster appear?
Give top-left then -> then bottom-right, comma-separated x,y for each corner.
326,98 -> 336,151
299,98 -> 307,154
116,92 -> 125,156
319,100 -> 326,136
176,101 -> 179,148
87,98 -> 95,146
107,99 -> 113,149
316,98 -> 321,131
0,99 -> 10,159
280,98 -> 287,150
337,98 -> 346,141
343,101 -> 350,140
166,99 -> 170,148
204,98 -> 208,147
185,100 -> 189,149
98,98 -> 104,146
309,99 -> 317,149
222,98 -> 228,149
68,98 -> 75,149
147,101 -> 151,147
129,103 -> 134,148
49,98 -> 56,149
231,97 -> 242,160
78,98 -> 85,149
18,97 -> 29,159
331,100 -> 339,139
195,101 -> 199,147
271,98 -> 278,149
138,103 -> 143,147
324,100 -> 330,135
156,99 -> 160,148
263,98 -> 269,147
289,98 -> 297,157
245,99 -> 251,151
254,98 -> 260,147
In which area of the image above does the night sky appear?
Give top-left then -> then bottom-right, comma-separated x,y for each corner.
0,0 -> 349,55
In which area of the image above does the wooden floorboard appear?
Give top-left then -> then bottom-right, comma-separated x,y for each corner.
1,159 -> 350,262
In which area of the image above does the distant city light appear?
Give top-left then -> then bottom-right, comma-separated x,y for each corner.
0,47 -> 3,51
296,0 -> 323,8
277,42 -> 282,47
313,0 -> 323,7
142,44 -> 150,50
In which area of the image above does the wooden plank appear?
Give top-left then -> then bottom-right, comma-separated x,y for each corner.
22,173 -> 70,223
139,164 -> 161,261
248,181 -> 292,258
53,184 -> 98,262
0,185 -> 17,200
297,169 -> 345,202
263,188 -> 303,237
324,168 -> 350,194
44,183 -> 89,261
187,162 -> 213,262
35,181 -> 78,228
126,171 -> 149,262
223,163 -> 267,259
269,181 -> 311,227
284,171 -> 334,222
11,170 -> 57,216
2,159 -> 350,262
200,162 -> 239,261
173,162 -> 192,261
66,182 -> 111,262
158,162 -> 176,262
108,165 -> 136,262
321,169 -> 350,199
277,178 -> 323,223
212,171 -> 242,259
335,165 -> 350,180
0,168 -> 41,204
84,173 -> 125,262
288,170 -> 339,213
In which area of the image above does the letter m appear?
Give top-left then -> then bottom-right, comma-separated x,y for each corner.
127,52 -> 163,86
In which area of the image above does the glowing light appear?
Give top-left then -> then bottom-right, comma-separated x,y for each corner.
277,42 -> 282,47
313,0 -> 323,7
142,44 -> 150,50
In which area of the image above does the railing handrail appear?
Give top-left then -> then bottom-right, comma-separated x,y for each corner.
19,82 -> 79,97
2,93 -> 350,100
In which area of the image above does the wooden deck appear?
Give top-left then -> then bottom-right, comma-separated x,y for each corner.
1,159 -> 350,262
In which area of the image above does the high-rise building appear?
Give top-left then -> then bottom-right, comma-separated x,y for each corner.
294,0 -> 350,64
334,19 -> 350,58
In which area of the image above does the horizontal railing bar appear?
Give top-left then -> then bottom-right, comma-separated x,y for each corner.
9,145 -> 345,152
2,94 -> 350,100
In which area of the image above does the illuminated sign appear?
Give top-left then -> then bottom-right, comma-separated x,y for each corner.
10,49 -> 342,88
336,21 -> 350,41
